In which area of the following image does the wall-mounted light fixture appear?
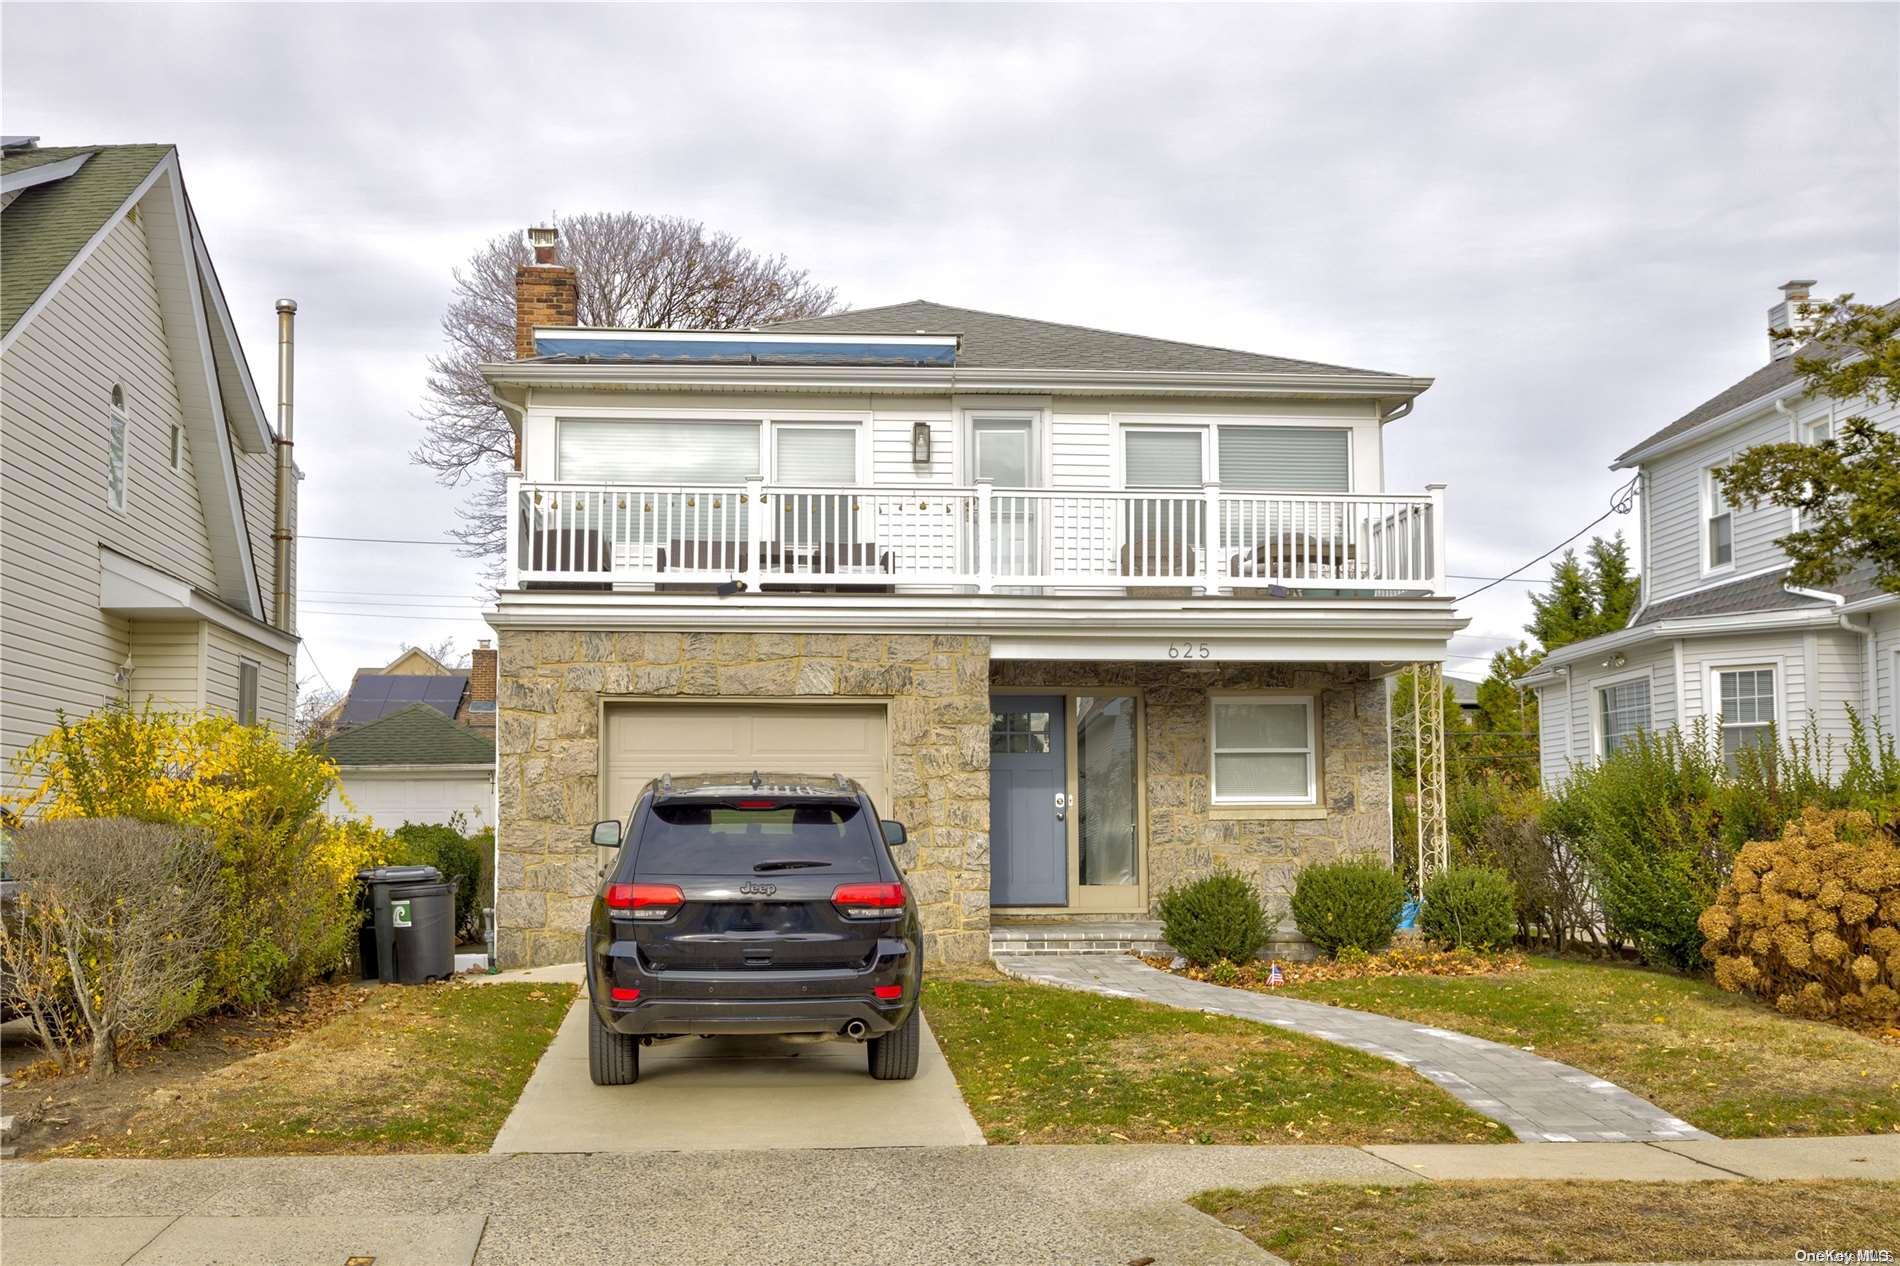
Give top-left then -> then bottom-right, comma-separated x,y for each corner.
911,421 -> 932,465
1600,653 -> 1628,669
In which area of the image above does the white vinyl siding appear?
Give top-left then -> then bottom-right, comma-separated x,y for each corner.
557,419 -> 760,483
1597,679 -> 1651,755
1124,429 -> 1204,488
204,623 -> 289,733
128,620 -> 203,713
1209,695 -> 1316,804
0,211 -> 236,792
1217,426 -> 1350,492
1051,410 -> 1113,488
871,411 -> 953,485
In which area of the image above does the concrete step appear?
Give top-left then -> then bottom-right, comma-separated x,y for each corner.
988,922 -> 1168,957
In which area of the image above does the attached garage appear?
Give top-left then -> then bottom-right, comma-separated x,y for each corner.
601,701 -> 890,818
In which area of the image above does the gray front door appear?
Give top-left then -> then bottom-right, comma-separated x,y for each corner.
989,696 -> 1066,906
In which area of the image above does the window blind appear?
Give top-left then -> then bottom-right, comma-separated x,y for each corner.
1217,426 -> 1349,492
557,419 -> 759,483
1124,430 -> 1203,488
774,426 -> 857,484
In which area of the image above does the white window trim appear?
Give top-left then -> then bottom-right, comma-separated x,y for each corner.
768,420 -> 866,485
958,408 -> 1044,486
106,387 -> 130,513
1891,647 -> 1900,735
1701,465 -> 1734,577
236,658 -> 260,726
1112,417 -> 1356,492
1709,661 -> 1781,755
1591,668 -> 1654,758
1208,692 -> 1318,806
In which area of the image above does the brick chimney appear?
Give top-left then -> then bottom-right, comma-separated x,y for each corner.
1768,278 -> 1818,362
515,225 -> 577,360
467,638 -> 497,736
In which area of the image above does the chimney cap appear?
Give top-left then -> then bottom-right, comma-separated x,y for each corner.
478,638 -> 492,648
527,224 -> 559,266
1779,279 -> 1818,297
275,298 -> 298,314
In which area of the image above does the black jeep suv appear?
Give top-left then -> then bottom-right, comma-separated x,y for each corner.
584,772 -> 923,1085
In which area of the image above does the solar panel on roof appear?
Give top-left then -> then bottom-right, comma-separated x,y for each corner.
337,674 -> 468,729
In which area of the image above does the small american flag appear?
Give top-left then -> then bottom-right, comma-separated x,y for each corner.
1268,962 -> 1284,987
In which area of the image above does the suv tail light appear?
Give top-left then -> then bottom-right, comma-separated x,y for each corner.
604,882 -> 684,919
831,882 -> 906,919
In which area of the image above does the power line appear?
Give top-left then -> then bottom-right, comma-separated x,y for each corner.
1456,475 -> 1639,602
303,533 -> 465,546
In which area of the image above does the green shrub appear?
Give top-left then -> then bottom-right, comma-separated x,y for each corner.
1420,865 -> 1517,951
5,706 -> 393,1010
1156,870 -> 1276,967
1289,858 -> 1406,958
392,820 -> 488,941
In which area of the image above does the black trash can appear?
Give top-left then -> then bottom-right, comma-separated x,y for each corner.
357,865 -> 456,984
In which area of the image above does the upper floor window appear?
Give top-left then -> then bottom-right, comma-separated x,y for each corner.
557,418 -> 759,484
1122,424 -> 1350,492
169,420 -> 183,471
106,384 -> 128,512
1714,666 -> 1776,770
1209,694 -> 1316,805
772,424 -> 858,484
1804,415 -> 1834,445
1597,678 -> 1651,756
1703,468 -> 1732,571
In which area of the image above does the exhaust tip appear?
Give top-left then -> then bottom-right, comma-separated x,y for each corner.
843,1020 -> 867,1039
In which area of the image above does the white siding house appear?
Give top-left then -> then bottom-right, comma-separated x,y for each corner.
1,140 -> 297,791
1524,282 -> 1899,782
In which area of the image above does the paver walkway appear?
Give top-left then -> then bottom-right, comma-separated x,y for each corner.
996,954 -> 1713,1144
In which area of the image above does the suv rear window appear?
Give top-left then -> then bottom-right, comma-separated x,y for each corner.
634,799 -> 879,877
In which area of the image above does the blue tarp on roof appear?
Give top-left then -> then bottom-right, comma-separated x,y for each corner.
531,335 -> 957,367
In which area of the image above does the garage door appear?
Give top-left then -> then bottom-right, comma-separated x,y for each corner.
602,702 -> 890,818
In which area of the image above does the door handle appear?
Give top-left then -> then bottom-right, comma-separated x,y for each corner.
1054,791 -> 1067,821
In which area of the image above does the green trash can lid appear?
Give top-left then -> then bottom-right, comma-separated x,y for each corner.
357,864 -> 442,884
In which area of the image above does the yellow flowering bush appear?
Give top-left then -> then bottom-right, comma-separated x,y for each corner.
1699,808 -> 1900,1027
6,706 -> 396,1011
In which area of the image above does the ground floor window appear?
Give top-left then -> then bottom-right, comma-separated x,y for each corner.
1597,678 -> 1651,755
1209,694 -> 1316,805
237,660 -> 260,726
1714,666 -> 1776,769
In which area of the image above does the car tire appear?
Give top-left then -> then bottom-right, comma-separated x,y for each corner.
589,1005 -> 640,1086
866,1006 -> 920,1081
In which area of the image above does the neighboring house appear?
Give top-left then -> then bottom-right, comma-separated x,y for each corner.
313,641 -> 497,740
320,704 -> 496,830
1,137 -> 298,792
480,227 -> 1464,967
1521,281 -> 1900,784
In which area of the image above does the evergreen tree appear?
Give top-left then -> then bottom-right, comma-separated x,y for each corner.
1526,532 -> 1640,651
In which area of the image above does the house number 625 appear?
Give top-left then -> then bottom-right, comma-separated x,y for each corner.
1168,641 -> 1212,660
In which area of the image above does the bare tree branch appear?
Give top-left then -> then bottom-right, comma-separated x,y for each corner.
412,214 -> 842,560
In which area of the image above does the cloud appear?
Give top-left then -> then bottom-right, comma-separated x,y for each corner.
5,1 -> 1894,682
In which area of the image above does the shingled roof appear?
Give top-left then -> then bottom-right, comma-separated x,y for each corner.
766,300 -> 1404,377
2,143 -> 172,338
321,704 -> 495,767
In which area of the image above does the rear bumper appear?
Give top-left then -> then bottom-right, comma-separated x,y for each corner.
588,934 -> 919,1037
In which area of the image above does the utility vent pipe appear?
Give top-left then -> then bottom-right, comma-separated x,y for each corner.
272,298 -> 297,630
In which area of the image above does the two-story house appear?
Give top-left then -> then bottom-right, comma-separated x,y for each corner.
1521,282 -> 1900,783
481,228 -> 1465,967
1,138 -> 298,792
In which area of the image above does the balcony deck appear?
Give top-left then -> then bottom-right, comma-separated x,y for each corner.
504,478 -> 1446,598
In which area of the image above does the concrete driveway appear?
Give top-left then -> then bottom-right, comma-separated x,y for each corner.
490,995 -> 985,1152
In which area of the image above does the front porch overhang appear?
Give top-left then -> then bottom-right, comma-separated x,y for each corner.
484,592 -> 1466,665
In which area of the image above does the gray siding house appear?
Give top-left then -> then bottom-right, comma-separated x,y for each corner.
1,138 -> 298,791
1522,282 -> 1900,782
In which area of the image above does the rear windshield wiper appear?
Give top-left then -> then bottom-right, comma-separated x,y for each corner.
752,859 -> 834,872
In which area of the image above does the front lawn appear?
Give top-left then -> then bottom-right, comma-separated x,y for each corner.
1281,956 -> 1900,1137
922,974 -> 1501,1145
1193,1179 -> 1900,1266
45,981 -> 575,1158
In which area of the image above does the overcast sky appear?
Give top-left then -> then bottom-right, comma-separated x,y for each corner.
5,2 -> 1896,693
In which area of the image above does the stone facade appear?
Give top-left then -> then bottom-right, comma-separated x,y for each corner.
495,629 -> 994,968
988,660 -> 1390,933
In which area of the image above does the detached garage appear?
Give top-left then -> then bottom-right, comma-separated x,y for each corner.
322,704 -> 496,830
601,701 -> 889,818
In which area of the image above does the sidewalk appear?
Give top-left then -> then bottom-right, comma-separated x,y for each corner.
4,1136 -> 1895,1265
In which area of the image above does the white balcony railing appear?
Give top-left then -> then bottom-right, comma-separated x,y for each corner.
504,477 -> 1446,596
